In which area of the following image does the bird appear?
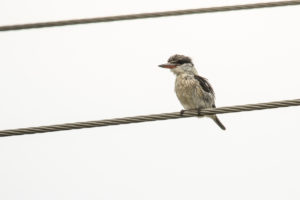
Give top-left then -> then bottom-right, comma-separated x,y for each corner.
158,54 -> 226,130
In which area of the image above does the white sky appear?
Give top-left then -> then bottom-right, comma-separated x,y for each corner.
0,0 -> 300,199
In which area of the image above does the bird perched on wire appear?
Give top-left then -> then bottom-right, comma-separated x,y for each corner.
159,54 -> 226,130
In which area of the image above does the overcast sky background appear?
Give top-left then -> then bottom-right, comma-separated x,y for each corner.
0,0 -> 300,199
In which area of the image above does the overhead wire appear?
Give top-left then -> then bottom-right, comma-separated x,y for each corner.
0,0 -> 300,32
0,1 -> 299,137
1,98 -> 300,137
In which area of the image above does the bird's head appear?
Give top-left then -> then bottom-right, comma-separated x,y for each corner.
159,54 -> 198,75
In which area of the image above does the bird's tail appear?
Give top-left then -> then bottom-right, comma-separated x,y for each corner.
210,115 -> 226,130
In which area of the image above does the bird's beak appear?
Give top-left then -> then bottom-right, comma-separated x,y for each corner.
158,63 -> 177,69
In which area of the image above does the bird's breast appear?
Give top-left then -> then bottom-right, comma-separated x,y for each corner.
175,76 -> 203,109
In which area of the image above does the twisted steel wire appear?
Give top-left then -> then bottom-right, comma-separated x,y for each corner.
0,1 -> 300,32
0,99 -> 300,137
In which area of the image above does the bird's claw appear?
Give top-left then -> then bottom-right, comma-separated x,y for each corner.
180,110 -> 185,116
197,108 -> 202,116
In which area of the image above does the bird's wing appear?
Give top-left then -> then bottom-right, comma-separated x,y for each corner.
194,75 -> 215,97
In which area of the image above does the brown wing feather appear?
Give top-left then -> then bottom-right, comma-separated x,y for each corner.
194,75 -> 215,96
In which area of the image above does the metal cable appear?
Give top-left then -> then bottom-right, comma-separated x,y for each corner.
0,0 -> 300,32
1,98 -> 300,137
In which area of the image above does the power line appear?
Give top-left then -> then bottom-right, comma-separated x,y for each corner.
0,1 -> 300,32
0,98 -> 300,137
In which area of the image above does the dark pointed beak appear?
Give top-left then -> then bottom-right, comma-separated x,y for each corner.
158,63 -> 177,69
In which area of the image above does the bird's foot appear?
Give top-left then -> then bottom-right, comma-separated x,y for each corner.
180,110 -> 185,116
197,108 -> 202,116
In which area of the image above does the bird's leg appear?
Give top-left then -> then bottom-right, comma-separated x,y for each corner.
197,108 -> 202,116
180,110 -> 185,116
